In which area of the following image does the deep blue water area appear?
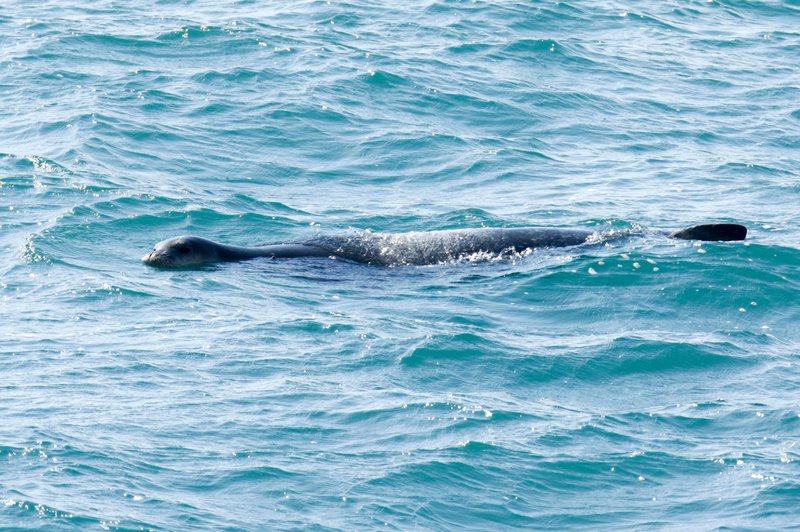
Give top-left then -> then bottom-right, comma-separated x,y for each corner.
2,1 -> 799,529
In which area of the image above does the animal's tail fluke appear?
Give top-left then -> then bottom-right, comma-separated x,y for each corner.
669,223 -> 747,241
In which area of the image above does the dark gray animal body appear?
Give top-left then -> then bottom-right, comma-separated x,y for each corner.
142,224 -> 747,269
307,227 -> 596,266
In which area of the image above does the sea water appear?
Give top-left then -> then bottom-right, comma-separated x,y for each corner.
1,1 -> 799,529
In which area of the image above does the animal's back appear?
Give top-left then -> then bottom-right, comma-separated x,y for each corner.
306,227 -> 594,266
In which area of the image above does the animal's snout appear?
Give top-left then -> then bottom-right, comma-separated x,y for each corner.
142,250 -> 160,264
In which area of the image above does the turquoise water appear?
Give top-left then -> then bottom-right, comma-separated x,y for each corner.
2,0 -> 799,529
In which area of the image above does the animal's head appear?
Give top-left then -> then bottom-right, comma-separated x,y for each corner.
142,236 -> 222,268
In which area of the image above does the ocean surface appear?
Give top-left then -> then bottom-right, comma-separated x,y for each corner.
2,0 -> 799,529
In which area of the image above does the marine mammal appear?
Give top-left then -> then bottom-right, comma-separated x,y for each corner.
142,224 -> 746,269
